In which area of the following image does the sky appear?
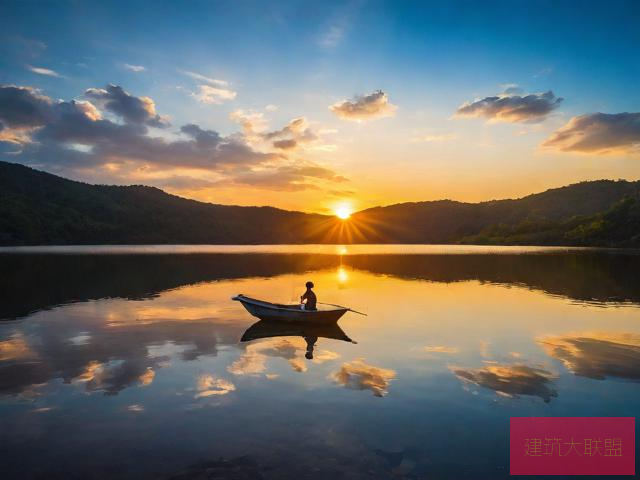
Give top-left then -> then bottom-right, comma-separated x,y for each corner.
1,0 -> 639,215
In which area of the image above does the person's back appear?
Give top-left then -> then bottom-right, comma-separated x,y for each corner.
301,281 -> 317,310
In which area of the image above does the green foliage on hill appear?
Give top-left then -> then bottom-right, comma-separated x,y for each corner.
460,195 -> 640,247
1,160 -> 639,246
351,180 -> 640,245
0,161 -> 334,245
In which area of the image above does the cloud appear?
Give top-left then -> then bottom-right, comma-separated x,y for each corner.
0,84 -> 266,170
229,109 -> 268,137
230,111 -> 329,154
0,85 -> 54,128
538,332 -> 640,380
192,84 -> 237,105
263,117 -> 318,150
542,112 -> 640,155
27,65 -> 61,77
181,70 -> 236,105
85,84 -> 168,127
231,161 -> 348,191
451,364 -> 558,402
331,359 -> 396,397
123,63 -> 146,72
455,89 -> 562,123
181,70 -> 229,87
0,84 -> 347,193
412,133 -> 457,143
265,104 -> 278,112
330,90 -> 397,121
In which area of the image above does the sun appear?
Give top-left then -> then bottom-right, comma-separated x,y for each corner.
334,204 -> 352,220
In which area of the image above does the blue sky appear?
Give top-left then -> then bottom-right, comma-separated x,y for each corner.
1,0 -> 639,212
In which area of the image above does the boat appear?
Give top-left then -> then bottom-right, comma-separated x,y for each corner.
241,319 -> 355,343
232,294 -> 349,324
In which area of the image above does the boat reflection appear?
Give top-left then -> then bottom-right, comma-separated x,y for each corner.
241,320 -> 356,360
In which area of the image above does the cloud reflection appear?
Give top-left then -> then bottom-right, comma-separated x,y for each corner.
0,307 -> 245,397
451,364 -> 558,402
538,332 -> 640,381
196,375 -> 236,398
331,359 -> 396,397
228,337 -> 339,376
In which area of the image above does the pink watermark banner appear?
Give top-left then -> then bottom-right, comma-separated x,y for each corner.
510,417 -> 635,475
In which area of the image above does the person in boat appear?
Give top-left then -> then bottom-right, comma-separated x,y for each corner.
300,281 -> 317,311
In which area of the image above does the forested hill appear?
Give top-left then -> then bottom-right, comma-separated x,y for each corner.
351,180 -> 640,246
1,160 -> 639,246
0,161 -> 336,245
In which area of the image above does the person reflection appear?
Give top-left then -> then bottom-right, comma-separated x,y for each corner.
304,335 -> 318,359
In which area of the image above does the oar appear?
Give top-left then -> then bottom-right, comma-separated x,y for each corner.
318,302 -> 368,316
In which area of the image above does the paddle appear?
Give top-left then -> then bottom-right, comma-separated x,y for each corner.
317,302 -> 368,316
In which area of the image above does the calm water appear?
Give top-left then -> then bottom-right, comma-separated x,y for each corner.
1,246 -> 639,479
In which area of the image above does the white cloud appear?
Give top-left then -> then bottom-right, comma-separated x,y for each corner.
181,70 -> 229,87
192,84 -> 237,104
123,63 -> 146,72
330,90 -> 397,122
27,65 -> 61,77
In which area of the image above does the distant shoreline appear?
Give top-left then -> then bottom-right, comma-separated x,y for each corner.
2,244 -> 639,255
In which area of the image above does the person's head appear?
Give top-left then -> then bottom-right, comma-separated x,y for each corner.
305,281 -> 314,290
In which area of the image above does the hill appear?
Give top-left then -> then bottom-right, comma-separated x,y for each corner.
350,181 -> 640,246
1,160 -> 639,246
0,161 -> 338,245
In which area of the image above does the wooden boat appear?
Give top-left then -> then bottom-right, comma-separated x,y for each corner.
241,319 -> 355,343
232,294 -> 349,324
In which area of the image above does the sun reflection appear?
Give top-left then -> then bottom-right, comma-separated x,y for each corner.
337,266 -> 349,283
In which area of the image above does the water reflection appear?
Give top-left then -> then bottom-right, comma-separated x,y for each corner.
0,297 -> 246,397
2,250 -> 640,321
539,332 -> 640,381
451,364 -> 558,403
1,250 -> 640,479
331,359 -> 396,397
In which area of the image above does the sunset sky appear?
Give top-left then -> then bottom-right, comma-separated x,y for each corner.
1,0 -> 639,214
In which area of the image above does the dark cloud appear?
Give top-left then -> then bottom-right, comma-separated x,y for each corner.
85,84 -> 168,127
455,90 -> 562,123
0,85 -> 53,128
542,112 -> 640,154
0,84 -> 269,170
0,84 -> 347,192
452,364 -> 558,402
330,90 -> 397,121
273,139 -> 298,150
539,332 -> 640,380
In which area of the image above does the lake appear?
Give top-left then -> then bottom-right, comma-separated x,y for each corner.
1,245 -> 639,479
